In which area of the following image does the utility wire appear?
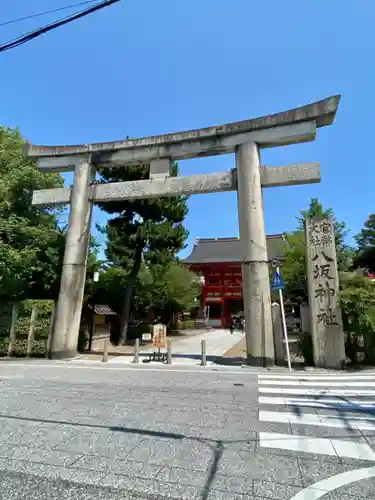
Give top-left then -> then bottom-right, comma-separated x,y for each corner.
0,1 -> 98,27
0,0 -> 121,53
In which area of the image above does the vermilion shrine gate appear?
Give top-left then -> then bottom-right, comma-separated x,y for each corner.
184,234 -> 287,328
25,95 -> 341,365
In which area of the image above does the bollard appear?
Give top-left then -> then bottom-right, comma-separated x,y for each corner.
45,303 -> 56,358
167,338 -> 172,365
7,304 -> 19,357
27,304 -> 38,357
201,339 -> 207,366
133,338 -> 140,364
102,338 -> 109,363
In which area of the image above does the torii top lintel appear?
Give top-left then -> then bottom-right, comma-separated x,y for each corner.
24,95 -> 340,162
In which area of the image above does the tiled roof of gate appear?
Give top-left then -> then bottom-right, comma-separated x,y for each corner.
183,234 -> 287,264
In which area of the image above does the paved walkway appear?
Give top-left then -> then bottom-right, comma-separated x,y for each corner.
108,328 -> 244,366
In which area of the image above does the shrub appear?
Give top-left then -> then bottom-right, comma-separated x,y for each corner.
177,319 -> 196,330
0,300 -> 54,357
298,333 -> 314,366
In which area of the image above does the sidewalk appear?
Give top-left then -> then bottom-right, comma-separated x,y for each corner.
107,328 -> 244,366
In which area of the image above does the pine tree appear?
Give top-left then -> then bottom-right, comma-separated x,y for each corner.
98,162 -> 188,344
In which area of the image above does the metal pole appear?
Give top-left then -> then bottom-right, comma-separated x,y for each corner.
133,338 -> 140,363
7,303 -> 19,357
89,271 -> 99,352
88,302 -> 95,351
46,303 -> 56,358
277,266 -> 292,372
167,338 -> 172,365
102,338 -> 109,363
27,304 -> 38,357
201,339 -> 207,366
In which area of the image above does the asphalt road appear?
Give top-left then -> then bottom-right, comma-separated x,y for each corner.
1,361 -> 375,499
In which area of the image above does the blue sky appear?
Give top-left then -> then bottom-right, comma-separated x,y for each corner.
1,0 -> 374,259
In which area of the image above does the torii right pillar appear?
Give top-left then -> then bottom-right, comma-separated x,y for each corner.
236,142 -> 274,366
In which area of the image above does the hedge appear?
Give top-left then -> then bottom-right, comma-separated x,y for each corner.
0,300 -> 54,357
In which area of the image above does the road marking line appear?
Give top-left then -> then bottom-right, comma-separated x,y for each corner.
259,410 -> 375,431
259,380 -> 375,387
0,362 -> 255,376
258,395 -> 375,409
259,432 -> 375,460
259,387 -> 375,396
288,466 -> 375,500
0,375 -> 23,379
259,431 -> 335,456
319,413 -> 375,422
283,396 -> 375,405
258,374 -> 375,380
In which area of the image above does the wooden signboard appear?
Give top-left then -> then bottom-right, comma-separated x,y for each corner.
152,323 -> 167,349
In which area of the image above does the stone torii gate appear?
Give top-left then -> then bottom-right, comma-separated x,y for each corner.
25,95 -> 341,363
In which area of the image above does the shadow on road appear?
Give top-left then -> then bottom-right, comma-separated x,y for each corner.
0,412 -> 250,499
4,407 -> 372,496
290,391 -> 375,442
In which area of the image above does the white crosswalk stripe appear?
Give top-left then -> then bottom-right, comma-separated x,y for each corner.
257,373 -> 375,461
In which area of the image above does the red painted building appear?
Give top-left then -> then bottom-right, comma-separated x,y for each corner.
184,235 -> 287,328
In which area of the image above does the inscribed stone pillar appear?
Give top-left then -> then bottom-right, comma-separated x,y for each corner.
236,142 -> 274,366
49,156 -> 94,359
305,216 -> 345,369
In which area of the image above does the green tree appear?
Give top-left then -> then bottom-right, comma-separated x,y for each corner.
281,231 -> 307,306
0,127 -> 65,301
298,198 -> 353,271
282,198 -> 352,306
92,265 -> 129,314
354,214 -> 375,273
134,261 -> 200,324
98,162 -> 188,344
340,272 -> 375,363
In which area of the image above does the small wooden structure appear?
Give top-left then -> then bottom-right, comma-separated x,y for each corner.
86,304 -> 117,351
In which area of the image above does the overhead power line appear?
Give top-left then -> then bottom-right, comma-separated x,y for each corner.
0,0 -> 121,53
0,1 -> 98,27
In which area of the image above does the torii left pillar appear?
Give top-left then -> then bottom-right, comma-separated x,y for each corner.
49,156 -> 94,359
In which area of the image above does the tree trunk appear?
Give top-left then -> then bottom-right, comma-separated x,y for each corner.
364,333 -> 375,365
118,242 -> 143,345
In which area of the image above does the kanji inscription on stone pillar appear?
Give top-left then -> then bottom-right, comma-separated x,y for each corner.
305,216 -> 345,369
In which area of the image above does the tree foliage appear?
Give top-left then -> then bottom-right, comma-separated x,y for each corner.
0,127 -> 65,301
134,261 -> 200,323
354,214 -> 375,273
340,272 -> 375,363
282,198 -> 353,306
281,231 -> 307,306
297,198 -> 353,271
340,272 -> 375,335
97,161 -> 189,343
